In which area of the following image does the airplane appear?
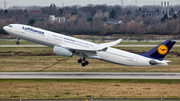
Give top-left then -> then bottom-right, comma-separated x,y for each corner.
3,24 -> 176,67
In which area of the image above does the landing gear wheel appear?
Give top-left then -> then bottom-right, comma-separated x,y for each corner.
78,59 -> 82,63
82,63 -> 86,67
16,38 -> 20,45
78,56 -> 89,67
16,41 -> 19,45
85,61 -> 89,65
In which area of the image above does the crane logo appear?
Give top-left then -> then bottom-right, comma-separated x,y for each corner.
158,45 -> 168,55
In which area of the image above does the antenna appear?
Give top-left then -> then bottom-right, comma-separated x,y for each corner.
62,2 -> 64,8
121,0 -> 123,7
4,0 -> 6,10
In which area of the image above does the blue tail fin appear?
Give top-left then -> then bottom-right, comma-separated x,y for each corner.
140,40 -> 176,61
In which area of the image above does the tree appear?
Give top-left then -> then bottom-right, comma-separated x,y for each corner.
110,9 -> 116,19
155,8 -> 159,13
170,8 -> 175,15
127,10 -> 132,16
28,19 -> 35,26
58,8 -> 63,15
160,14 -> 169,22
71,13 -> 75,16
87,18 -> 93,22
4,9 -> 8,14
78,14 -> 82,18
173,14 -> 177,19
171,8 -> 175,12
164,14 -> 168,20
103,17 -> 108,22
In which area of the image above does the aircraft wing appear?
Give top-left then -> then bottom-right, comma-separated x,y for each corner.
57,39 -> 122,52
99,39 -> 122,47
60,45 -> 108,52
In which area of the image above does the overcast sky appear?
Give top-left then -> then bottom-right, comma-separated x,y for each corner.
0,0 -> 180,9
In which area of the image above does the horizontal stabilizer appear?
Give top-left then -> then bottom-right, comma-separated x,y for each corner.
162,60 -> 171,62
100,39 -> 122,47
149,60 -> 169,66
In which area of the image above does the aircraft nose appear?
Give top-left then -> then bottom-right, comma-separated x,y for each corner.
3,26 -> 8,31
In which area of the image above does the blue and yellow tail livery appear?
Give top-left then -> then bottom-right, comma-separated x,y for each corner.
140,40 -> 176,61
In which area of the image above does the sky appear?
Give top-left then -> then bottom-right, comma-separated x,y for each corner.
0,0 -> 180,9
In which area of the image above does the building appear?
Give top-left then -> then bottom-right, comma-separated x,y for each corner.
49,15 -> 66,24
49,15 -> 59,23
60,17 -> 66,23
134,11 -> 161,18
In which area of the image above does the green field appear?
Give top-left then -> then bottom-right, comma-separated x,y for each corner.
0,40 -> 38,45
119,41 -> 180,45
0,46 -> 180,72
0,79 -> 180,100
0,46 -> 180,100
1,39 -> 180,45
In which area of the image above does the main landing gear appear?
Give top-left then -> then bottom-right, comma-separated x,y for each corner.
78,58 -> 89,67
16,38 -> 20,45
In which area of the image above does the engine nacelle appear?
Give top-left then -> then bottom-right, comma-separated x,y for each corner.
53,46 -> 72,57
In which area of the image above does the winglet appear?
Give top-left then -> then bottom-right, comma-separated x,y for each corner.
100,39 -> 122,47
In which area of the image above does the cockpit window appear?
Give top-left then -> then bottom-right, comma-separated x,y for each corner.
8,25 -> 12,28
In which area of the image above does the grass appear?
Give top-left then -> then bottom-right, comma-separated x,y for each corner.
118,41 -> 180,45
0,47 -> 180,72
0,46 -> 180,100
1,79 -> 180,83
1,39 -> 180,45
0,79 -> 180,100
0,40 -> 38,45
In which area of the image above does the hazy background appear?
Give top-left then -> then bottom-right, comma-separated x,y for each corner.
0,0 -> 180,9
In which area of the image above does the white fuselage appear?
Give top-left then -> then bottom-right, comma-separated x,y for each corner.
3,24 -> 167,66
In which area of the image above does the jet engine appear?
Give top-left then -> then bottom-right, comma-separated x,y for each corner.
53,46 -> 73,57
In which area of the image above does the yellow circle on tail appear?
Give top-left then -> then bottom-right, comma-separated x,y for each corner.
158,45 -> 168,55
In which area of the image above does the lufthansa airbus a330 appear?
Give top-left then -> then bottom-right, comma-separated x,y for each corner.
3,24 -> 176,67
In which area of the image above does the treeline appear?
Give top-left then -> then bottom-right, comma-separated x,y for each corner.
0,4 -> 180,37
33,17 -> 180,37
